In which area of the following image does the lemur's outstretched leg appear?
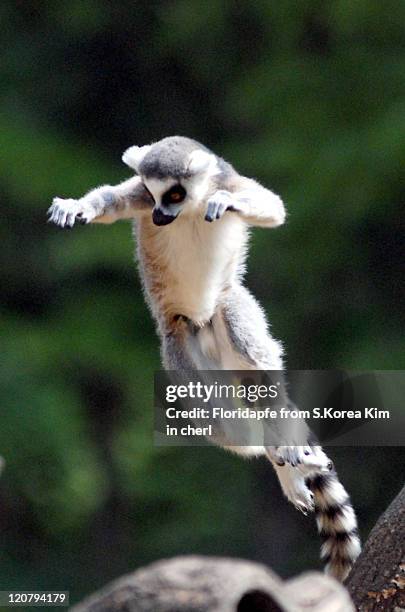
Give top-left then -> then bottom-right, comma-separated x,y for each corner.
211,284 -> 360,580
47,176 -> 153,227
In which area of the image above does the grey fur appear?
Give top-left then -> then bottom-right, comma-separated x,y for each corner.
138,136 -> 236,181
138,136 -> 208,179
102,191 -> 116,205
48,136 -> 360,581
221,285 -> 279,368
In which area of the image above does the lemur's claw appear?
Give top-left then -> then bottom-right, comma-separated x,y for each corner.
204,201 -> 217,222
75,214 -> 88,225
204,190 -> 235,222
205,200 -> 227,222
48,197 -> 95,228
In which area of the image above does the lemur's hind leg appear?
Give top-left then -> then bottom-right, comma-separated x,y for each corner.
214,291 -> 361,578
217,284 -> 284,370
215,287 -> 342,515
161,316 -> 220,370
161,316 -> 266,452
213,286 -> 315,509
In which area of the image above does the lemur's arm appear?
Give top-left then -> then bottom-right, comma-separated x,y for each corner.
206,177 -> 286,228
48,176 -> 153,227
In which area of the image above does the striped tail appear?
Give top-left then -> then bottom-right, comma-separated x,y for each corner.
308,472 -> 361,581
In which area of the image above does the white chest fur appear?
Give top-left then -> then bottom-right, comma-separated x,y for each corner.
152,214 -> 247,324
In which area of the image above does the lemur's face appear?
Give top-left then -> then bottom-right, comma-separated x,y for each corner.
142,177 -> 188,226
142,172 -> 214,226
121,137 -> 219,226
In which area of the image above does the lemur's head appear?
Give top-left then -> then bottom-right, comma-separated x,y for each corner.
122,136 -> 220,225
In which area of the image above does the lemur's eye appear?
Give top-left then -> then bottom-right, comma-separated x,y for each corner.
162,184 -> 186,206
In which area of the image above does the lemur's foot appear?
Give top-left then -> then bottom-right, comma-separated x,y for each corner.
272,462 -> 315,514
204,190 -> 234,222
269,446 -> 334,476
48,197 -> 97,228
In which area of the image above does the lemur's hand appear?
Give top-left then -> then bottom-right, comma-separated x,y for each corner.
48,197 -> 97,228
204,190 -> 236,222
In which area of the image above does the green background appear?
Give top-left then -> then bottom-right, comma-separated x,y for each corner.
0,1 -> 404,605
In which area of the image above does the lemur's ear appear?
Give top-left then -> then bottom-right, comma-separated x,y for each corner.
188,149 -> 218,175
122,145 -> 151,172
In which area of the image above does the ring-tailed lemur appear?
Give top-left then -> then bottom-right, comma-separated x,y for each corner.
48,136 -> 360,580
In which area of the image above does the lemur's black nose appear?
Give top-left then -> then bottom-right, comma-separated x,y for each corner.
152,207 -> 177,226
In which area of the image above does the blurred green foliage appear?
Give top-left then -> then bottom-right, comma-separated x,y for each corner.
0,0 -> 404,605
